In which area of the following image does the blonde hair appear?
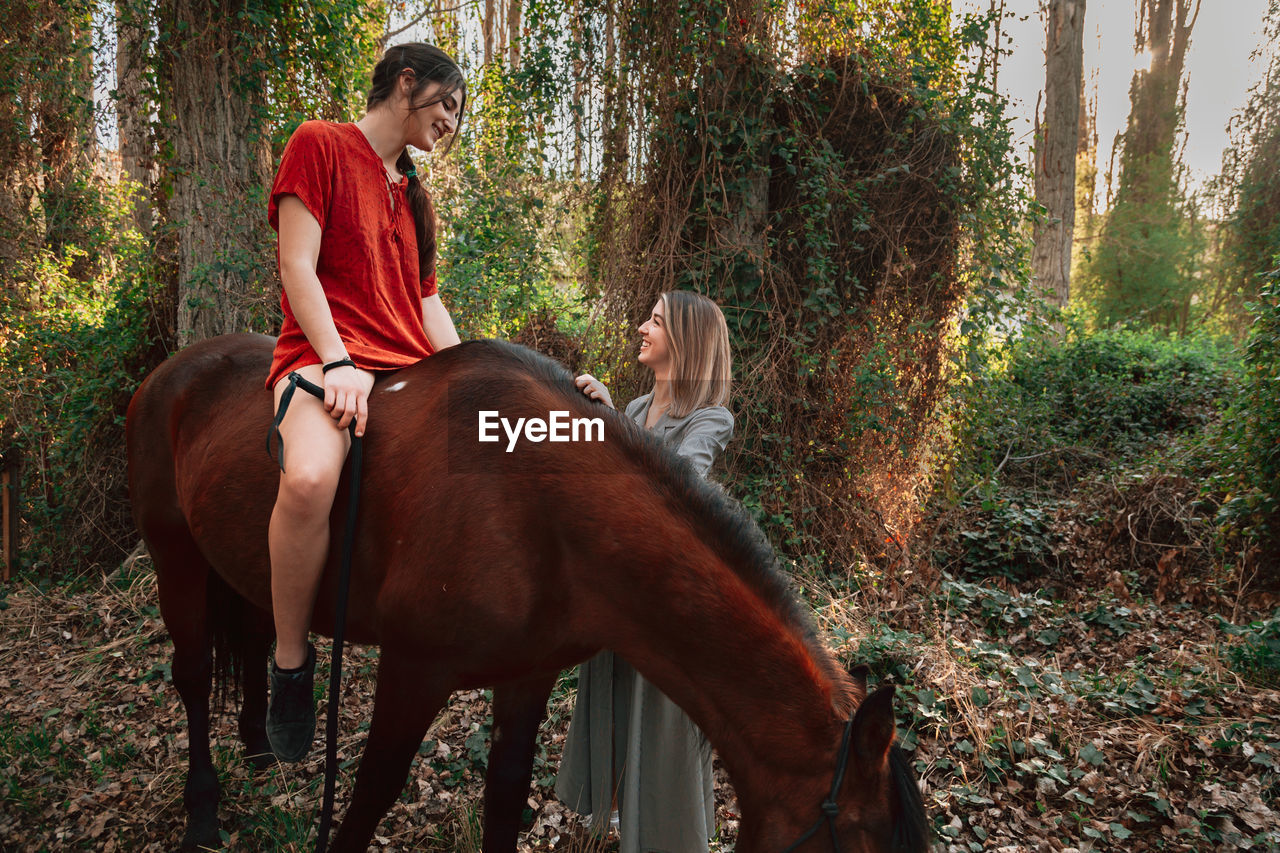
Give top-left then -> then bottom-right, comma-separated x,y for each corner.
656,291 -> 733,418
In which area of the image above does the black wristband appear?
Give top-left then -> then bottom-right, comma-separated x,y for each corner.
322,358 -> 356,373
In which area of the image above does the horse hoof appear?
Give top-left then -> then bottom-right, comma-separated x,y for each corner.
180,818 -> 220,851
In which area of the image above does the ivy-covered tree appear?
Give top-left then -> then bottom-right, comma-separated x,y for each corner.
1032,0 -> 1086,312
154,0 -> 384,344
157,0 -> 275,344
0,0 -> 100,296
1211,0 -> 1280,328
1080,0 -> 1202,331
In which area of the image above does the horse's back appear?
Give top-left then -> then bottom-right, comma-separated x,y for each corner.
128,334 -> 274,436
126,334 -> 276,545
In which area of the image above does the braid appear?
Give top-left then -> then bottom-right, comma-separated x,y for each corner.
397,148 -> 436,280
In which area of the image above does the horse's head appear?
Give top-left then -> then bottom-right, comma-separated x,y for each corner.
742,669 -> 929,853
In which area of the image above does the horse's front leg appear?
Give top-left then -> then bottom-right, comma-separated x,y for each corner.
328,648 -> 451,853
483,674 -> 557,852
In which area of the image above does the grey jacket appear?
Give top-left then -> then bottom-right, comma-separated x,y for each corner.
624,393 -> 734,478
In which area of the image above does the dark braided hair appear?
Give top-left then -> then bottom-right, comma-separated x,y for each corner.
366,43 -> 467,281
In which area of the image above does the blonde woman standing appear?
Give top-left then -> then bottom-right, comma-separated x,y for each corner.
557,291 -> 734,853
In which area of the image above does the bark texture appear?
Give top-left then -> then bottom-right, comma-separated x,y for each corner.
1125,0 -> 1199,170
115,0 -> 152,234
1032,0 -> 1086,310
159,0 -> 273,344
506,0 -> 522,70
0,0 -> 44,287
483,0 -> 496,65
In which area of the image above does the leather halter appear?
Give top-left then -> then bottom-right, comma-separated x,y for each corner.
780,713 -> 857,853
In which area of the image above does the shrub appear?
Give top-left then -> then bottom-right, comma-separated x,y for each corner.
954,326 -> 1235,493
1,250 -> 161,574
1210,266 -> 1280,571
1217,610 -> 1280,688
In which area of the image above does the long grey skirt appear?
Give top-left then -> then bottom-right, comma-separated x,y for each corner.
555,651 -> 715,853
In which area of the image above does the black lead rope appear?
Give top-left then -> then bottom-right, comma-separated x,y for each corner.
267,371 -> 362,853
780,713 -> 857,853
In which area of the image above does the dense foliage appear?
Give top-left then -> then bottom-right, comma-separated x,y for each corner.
1076,156 -> 1204,331
1210,268 -> 1280,578
958,327 -> 1232,485
0,0 -> 1035,576
0,0 -> 1275,601
939,325 -> 1235,584
0,247 -> 161,569
576,0 -> 1030,572
1210,0 -> 1280,327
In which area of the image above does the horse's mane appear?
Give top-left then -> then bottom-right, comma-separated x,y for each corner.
890,745 -> 930,852
472,339 -> 856,714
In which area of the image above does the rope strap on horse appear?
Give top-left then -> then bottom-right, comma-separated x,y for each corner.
781,712 -> 857,853
266,371 -> 362,853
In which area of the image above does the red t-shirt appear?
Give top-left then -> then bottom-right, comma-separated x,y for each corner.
265,120 -> 439,388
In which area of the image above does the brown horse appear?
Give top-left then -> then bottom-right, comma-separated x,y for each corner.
126,333 -> 928,853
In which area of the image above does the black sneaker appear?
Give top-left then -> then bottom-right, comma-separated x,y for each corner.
267,644 -> 316,763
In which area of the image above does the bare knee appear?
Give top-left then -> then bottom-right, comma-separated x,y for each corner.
274,461 -> 341,520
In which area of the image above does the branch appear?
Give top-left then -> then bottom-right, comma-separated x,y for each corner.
381,0 -> 481,44
960,438 -> 1016,503
382,10 -> 434,44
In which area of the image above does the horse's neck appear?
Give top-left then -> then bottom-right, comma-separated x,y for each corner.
593,536 -> 846,814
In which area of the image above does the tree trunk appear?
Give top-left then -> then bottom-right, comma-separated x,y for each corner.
570,0 -> 585,179
37,0 -> 97,279
483,0 -> 496,66
159,0 -> 273,344
1073,72 -> 1099,283
1123,0 -> 1200,181
1032,0 -> 1086,310
506,0 -> 522,71
115,0 -> 152,235
710,2 -> 771,295
601,0 -> 626,171
1086,0 -> 1200,329
0,0 -> 44,290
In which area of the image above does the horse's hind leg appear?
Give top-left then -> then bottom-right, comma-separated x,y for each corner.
150,529 -> 222,851
238,606 -> 276,770
483,674 -> 556,853
329,648 -> 452,853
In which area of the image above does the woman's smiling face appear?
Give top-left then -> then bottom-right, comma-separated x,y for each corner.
638,298 -> 671,372
403,78 -> 461,153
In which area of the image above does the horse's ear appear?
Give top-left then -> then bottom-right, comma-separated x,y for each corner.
847,662 -> 870,698
851,684 -> 896,772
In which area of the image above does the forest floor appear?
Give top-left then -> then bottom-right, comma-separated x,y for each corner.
2,436 -> 1279,851
0,543 -> 1276,852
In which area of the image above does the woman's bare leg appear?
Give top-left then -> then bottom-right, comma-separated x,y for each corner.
268,363 -> 351,669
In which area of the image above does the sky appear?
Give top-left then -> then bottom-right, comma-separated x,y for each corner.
954,0 -> 1274,200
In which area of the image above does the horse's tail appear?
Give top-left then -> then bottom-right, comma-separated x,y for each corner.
206,569 -> 265,707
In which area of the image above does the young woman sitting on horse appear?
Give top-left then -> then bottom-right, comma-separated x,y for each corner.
557,290 -> 734,853
264,42 -> 466,762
